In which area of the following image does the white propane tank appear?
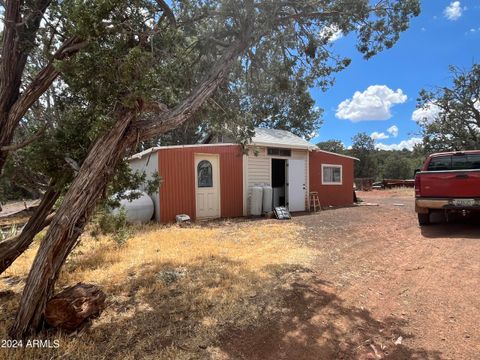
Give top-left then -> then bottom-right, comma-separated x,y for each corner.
262,185 -> 273,213
250,186 -> 263,216
112,190 -> 154,224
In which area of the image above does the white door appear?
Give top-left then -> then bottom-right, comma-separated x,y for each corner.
195,154 -> 220,219
288,159 -> 306,212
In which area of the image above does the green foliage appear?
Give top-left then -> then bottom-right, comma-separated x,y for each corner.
2,0 -> 421,201
316,140 -> 346,154
91,207 -> 131,246
138,0 -> 421,145
417,64 -> 480,152
350,133 -> 377,178
376,150 -> 423,179
106,162 -> 161,209
329,133 -> 426,180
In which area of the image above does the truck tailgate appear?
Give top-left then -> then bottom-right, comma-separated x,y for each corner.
419,170 -> 480,198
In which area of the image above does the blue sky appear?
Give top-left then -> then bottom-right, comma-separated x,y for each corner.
310,0 -> 480,150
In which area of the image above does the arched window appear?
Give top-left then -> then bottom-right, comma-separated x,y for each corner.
197,160 -> 213,187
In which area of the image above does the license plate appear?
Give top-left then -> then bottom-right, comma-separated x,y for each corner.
452,199 -> 475,207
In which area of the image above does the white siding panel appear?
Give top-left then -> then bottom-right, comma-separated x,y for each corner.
244,147 -> 309,214
246,147 -> 270,214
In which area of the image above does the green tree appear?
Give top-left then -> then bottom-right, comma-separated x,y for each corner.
416,64 -> 480,152
381,152 -> 412,179
8,0 -> 421,337
350,132 -> 377,178
316,139 -> 345,153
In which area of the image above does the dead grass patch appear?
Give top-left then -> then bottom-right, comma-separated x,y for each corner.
0,220 -> 317,360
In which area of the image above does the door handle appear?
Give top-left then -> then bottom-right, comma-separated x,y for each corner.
456,174 -> 469,179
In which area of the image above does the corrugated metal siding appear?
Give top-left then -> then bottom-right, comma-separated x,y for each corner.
309,152 -> 355,207
158,145 -> 244,223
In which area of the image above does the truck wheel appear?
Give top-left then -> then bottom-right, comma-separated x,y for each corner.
418,213 -> 430,226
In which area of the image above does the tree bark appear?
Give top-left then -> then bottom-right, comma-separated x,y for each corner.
9,110 -> 136,338
0,0 -> 53,172
9,37 -> 250,338
135,37 -> 249,140
0,186 -> 59,275
0,36 -> 85,173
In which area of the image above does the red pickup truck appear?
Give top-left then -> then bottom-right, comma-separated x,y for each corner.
415,150 -> 480,225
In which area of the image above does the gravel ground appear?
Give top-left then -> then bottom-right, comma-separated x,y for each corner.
222,189 -> 480,359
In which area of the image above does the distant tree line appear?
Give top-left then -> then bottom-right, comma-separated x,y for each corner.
317,134 -> 425,180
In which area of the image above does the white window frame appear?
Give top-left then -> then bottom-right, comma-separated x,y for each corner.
321,164 -> 343,185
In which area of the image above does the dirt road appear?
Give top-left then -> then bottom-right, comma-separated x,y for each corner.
223,189 -> 480,359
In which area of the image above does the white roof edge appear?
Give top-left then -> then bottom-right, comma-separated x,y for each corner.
127,143 -> 239,160
313,148 -> 360,161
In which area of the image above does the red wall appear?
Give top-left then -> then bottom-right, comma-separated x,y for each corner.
158,145 -> 244,223
309,151 -> 355,207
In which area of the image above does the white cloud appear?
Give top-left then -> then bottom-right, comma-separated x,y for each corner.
444,1 -> 463,21
320,25 -> 343,42
411,103 -> 441,124
387,125 -> 399,137
336,85 -> 407,122
375,137 -> 423,151
370,131 -> 389,140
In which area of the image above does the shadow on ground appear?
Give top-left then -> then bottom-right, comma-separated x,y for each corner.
0,257 -> 444,359
421,213 -> 480,239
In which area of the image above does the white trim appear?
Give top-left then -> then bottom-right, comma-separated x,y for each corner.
306,150 -> 310,209
321,164 -> 343,185
242,154 -> 247,216
313,148 -> 360,161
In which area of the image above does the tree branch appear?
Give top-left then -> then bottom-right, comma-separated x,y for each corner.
0,126 -> 47,152
141,101 -> 170,113
134,37 -> 250,140
7,37 -> 87,126
156,0 -> 176,26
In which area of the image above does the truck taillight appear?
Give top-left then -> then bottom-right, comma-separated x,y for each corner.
415,174 -> 421,197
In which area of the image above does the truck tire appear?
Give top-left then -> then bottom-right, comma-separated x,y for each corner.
418,213 -> 430,226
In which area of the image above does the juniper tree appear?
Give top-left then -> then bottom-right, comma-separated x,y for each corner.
7,0 -> 421,337
416,64 -> 480,152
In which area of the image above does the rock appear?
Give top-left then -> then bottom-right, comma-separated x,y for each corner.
44,283 -> 106,331
394,336 -> 403,345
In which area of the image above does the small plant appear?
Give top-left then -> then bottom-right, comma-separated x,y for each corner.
91,207 -> 131,246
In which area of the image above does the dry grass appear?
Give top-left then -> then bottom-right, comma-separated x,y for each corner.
0,219 -> 318,360
359,187 -> 414,198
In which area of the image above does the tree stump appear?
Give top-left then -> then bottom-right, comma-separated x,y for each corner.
44,283 -> 106,332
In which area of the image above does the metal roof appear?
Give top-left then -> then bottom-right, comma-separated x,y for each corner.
128,128 -> 359,161
249,128 -> 315,150
127,143 -> 238,160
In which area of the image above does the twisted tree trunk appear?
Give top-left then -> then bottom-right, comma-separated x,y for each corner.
9,110 -> 135,338
9,37 -> 249,338
0,186 -> 60,275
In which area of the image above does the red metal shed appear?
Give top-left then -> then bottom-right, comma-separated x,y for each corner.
157,144 -> 244,223
128,129 -> 358,223
309,150 -> 358,207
